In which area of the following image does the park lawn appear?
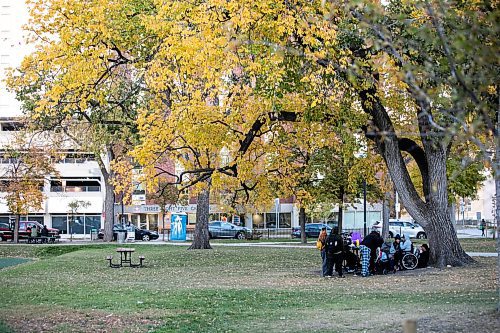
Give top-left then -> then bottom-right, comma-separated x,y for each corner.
0,244 -> 498,333
457,238 -> 497,253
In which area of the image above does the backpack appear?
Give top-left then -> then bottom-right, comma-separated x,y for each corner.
325,236 -> 343,254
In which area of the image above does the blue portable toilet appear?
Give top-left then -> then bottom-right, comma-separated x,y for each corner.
171,213 -> 187,241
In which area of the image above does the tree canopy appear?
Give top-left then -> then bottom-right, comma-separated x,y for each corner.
7,0 -> 498,264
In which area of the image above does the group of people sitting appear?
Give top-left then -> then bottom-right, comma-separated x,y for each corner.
318,228 -> 430,278
27,224 -> 50,243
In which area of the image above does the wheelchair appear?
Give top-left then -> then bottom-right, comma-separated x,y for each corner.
401,249 -> 419,270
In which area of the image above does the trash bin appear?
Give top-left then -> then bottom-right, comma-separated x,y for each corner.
90,228 -> 98,241
116,230 -> 127,243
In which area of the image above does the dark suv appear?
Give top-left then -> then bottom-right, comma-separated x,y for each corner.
98,224 -> 159,241
291,223 -> 332,238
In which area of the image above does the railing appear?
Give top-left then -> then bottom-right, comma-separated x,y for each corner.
157,227 -> 367,242
50,186 -> 101,192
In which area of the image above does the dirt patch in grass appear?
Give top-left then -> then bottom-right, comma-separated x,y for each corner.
1,306 -> 165,333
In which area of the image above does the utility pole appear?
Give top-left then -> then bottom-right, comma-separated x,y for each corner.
363,179 -> 367,237
495,94 -> 500,312
395,191 -> 399,220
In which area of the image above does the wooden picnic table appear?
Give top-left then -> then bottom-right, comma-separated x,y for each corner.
116,248 -> 135,266
106,248 -> 144,268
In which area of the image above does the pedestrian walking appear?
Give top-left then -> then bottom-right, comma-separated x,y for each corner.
480,219 -> 486,237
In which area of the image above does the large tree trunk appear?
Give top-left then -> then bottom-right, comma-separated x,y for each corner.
449,202 -> 456,229
359,88 -> 472,267
425,210 -> 474,267
384,140 -> 472,267
103,180 -> 115,242
13,213 -> 20,243
382,192 -> 390,239
96,146 -> 115,242
189,183 -> 212,250
299,207 -> 307,244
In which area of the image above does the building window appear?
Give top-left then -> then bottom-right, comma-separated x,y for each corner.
51,216 -> 68,234
252,214 -> 264,229
0,121 -> 24,131
265,213 -> 277,228
50,178 -> 101,192
69,216 -> 85,234
51,215 -> 101,234
85,216 -> 101,233
279,213 -> 292,228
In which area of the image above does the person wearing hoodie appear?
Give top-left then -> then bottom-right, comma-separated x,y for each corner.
324,227 -> 345,278
389,234 -> 403,272
400,234 -> 413,253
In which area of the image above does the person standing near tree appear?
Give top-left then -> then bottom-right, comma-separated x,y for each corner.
317,227 -> 328,277
361,230 -> 384,275
324,227 -> 345,278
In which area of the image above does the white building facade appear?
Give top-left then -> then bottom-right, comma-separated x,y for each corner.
0,118 -> 106,238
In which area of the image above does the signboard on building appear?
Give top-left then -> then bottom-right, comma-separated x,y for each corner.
121,204 -> 222,214
171,213 -> 187,241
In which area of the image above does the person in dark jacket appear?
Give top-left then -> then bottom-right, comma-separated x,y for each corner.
41,225 -> 49,243
389,234 -> 403,272
417,244 -> 430,268
361,230 -> 384,274
324,227 -> 345,278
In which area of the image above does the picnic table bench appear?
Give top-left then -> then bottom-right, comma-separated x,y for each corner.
27,236 -> 59,244
106,248 -> 145,268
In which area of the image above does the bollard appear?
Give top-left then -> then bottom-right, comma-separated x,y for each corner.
403,319 -> 417,333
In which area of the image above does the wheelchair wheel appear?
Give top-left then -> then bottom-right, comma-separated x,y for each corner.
402,253 -> 418,270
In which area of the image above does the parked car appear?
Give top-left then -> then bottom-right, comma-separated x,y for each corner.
98,224 -> 159,241
127,224 -> 159,241
208,221 -> 250,239
0,222 -> 12,241
0,221 -> 60,241
291,223 -> 332,238
372,219 -> 427,239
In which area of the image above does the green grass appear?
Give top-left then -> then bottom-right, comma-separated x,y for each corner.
0,243 -> 497,332
456,238 -> 497,253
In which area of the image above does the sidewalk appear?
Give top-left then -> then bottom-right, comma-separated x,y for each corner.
455,227 -> 491,239
132,240 -> 498,257
2,238 -> 497,257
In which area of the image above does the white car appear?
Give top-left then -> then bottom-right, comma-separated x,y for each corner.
372,219 -> 427,239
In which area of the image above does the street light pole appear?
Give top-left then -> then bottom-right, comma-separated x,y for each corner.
363,179 -> 367,237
